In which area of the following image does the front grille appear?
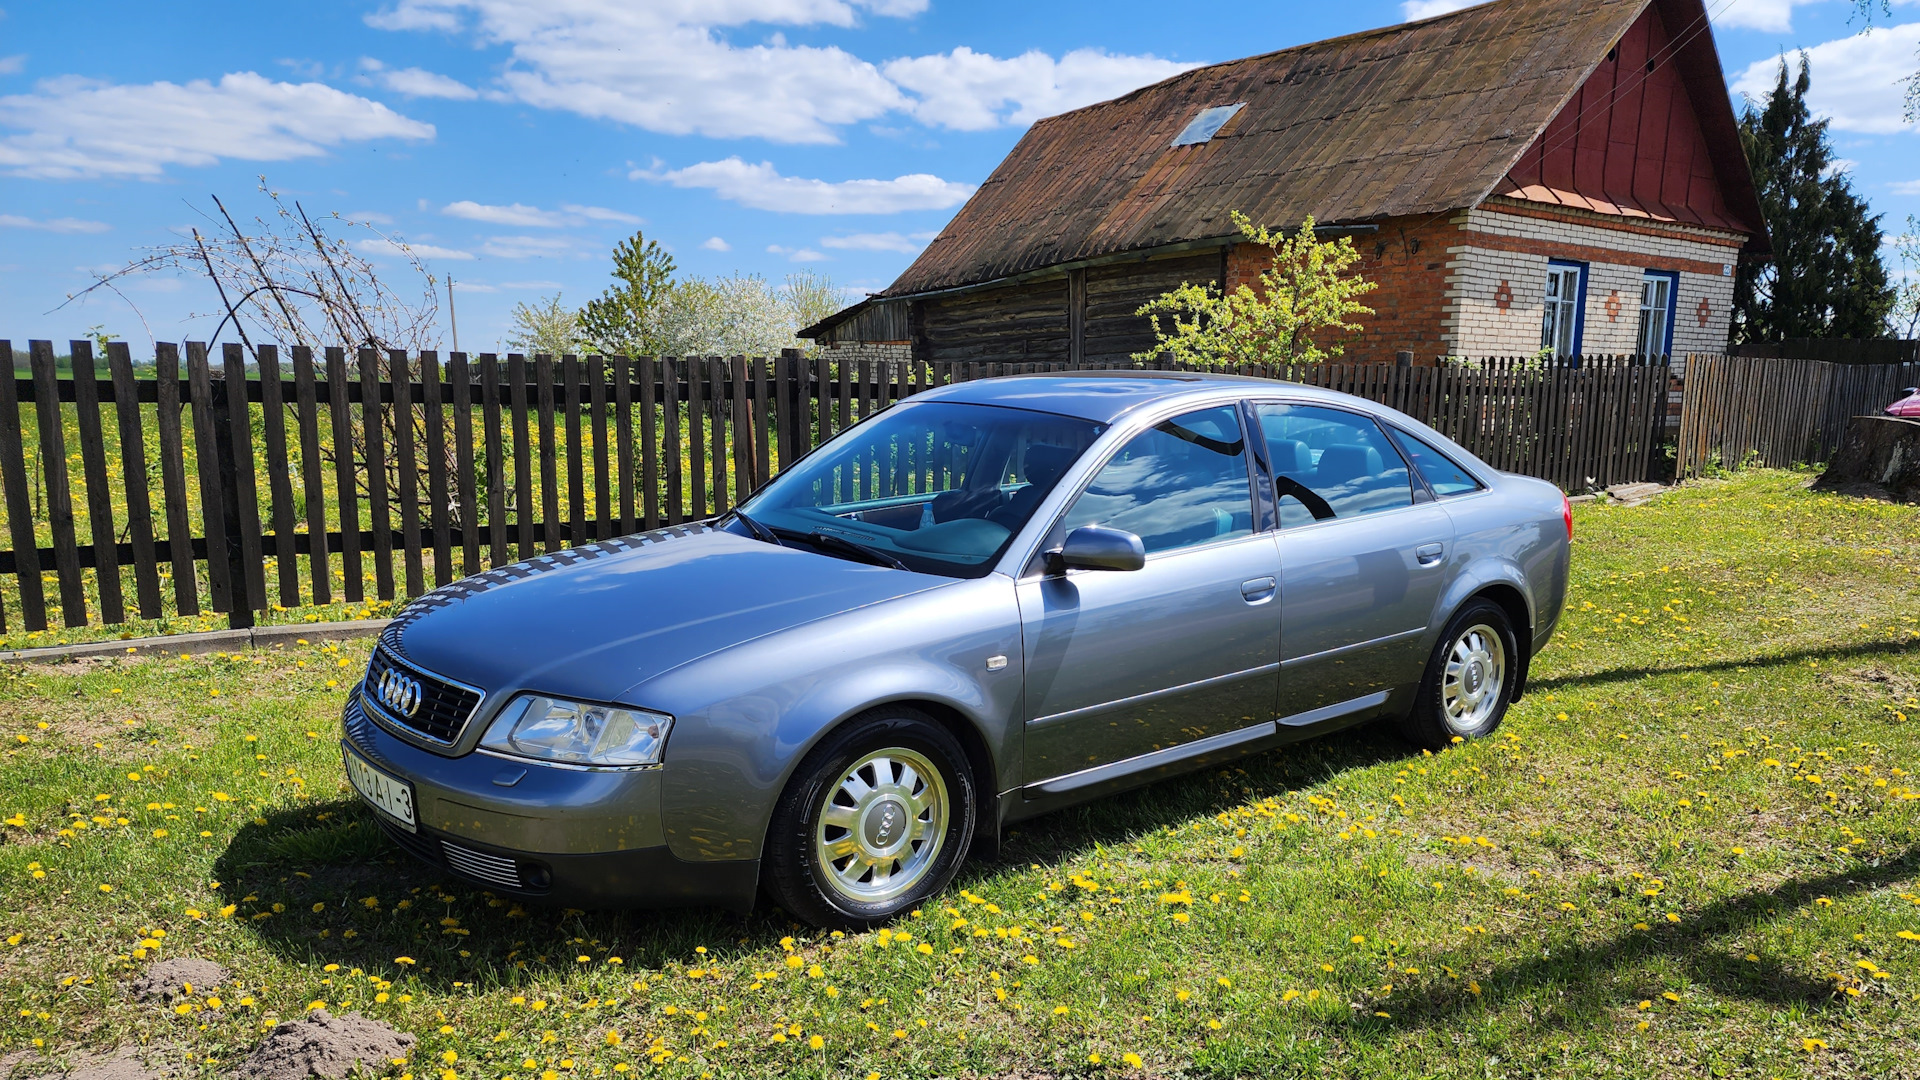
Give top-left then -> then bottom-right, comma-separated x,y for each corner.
441,841 -> 526,889
363,646 -> 483,744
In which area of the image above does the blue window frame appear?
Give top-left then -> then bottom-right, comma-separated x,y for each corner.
1637,269 -> 1679,358
1540,259 -> 1587,358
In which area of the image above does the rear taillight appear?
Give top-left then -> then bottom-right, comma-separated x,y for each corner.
1562,494 -> 1574,540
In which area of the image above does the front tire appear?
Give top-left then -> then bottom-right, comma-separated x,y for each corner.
763,707 -> 976,930
1398,599 -> 1519,750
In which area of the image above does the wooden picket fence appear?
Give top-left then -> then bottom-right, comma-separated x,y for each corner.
0,340 -> 1671,635
1674,354 -> 1920,477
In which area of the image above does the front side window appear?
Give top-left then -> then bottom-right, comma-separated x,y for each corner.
1541,262 -> 1584,357
1636,270 -> 1676,357
1254,403 -> 1414,527
1052,405 -> 1253,555
1387,428 -> 1483,497
741,401 -> 1103,577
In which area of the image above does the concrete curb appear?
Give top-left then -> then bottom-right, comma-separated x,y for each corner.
0,618 -> 390,664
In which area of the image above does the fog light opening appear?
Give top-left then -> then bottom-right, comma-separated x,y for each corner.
524,865 -> 553,890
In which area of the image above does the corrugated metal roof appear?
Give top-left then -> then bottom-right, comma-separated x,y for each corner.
883,0 -> 1706,299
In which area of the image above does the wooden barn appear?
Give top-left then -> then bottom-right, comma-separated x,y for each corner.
801,0 -> 1767,366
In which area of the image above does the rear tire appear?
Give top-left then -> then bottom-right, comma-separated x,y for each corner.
1398,599 -> 1519,751
763,707 -> 975,930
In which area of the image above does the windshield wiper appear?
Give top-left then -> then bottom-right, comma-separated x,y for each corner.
728,508 -> 783,547
796,529 -> 909,571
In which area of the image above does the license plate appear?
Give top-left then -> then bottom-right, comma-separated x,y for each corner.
345,748 -> 417,831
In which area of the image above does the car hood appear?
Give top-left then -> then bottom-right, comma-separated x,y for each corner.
379,525 -> 955,706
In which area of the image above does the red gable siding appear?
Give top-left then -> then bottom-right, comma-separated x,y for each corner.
1495,2 -> 1750,233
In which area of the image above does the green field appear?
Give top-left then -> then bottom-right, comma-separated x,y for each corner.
0,469 -> 1916,1079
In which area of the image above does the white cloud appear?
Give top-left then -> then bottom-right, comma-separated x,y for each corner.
363,0 -> 916,143
1731,25 -> 1920,135
768,243 -> 830,262
1400,0 -> 1480,20
360,57 -> 479,99
0,55 -> 23,76
0,72 -> 433,180
636,157 -> 973,214
358,237 -> 475,260
882,47 -> 1196,130
820,230 -> 935,253
1892,180 -> 1920,195
480,234 -> 580,258
443,199 -> 640,227
701,236 -> 732,251
1825,157 -> 1859,178
566,203 -> 641,224
0,213 -> 108,233
1711,0 -> 1822,33
364,0 -> 1190,141
444,200 -> 569,226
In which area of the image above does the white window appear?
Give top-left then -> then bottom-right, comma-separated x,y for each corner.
1540,263 -> 1583,357
1636,271 -> 1675,357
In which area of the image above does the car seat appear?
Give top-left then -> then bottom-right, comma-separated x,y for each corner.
1315,443 -> 1382,491
990,443 -> 1080,528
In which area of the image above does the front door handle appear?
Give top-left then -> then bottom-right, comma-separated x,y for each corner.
1416,543 -> 1445,566
1241,576 -> 1277,603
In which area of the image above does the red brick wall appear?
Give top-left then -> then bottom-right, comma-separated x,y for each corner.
1224,214 -> 1466,364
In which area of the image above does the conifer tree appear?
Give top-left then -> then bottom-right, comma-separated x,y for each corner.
1731,57 -> 1895,342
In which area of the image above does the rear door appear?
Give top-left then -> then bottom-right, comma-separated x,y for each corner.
1251,402 -> 1456,722
1017,405 -> 1283,781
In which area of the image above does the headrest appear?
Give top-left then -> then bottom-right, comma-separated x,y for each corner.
1317,443 -> 1383,485
1267,437 -> 1312,474
1022,443 -> 1080,486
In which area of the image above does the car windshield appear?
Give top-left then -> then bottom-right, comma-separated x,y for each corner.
737,400 -> 1105,577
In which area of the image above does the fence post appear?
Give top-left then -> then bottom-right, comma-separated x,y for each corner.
210,357 -> 256,630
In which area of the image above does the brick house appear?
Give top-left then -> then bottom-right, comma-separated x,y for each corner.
801,0 -> 1766,365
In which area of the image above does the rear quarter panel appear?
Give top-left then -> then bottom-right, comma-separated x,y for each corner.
1433,474 -> 1571,661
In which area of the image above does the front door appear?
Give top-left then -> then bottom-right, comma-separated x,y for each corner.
1252,402 -> 1455,719
1018,405 -> 1282,782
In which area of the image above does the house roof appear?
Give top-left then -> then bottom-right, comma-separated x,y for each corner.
881,0 -> 1761,300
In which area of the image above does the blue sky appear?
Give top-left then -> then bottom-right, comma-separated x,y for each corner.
2,0 -> 1915,351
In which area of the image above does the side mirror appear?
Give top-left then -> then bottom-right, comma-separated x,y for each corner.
1047,525 -> 1146,573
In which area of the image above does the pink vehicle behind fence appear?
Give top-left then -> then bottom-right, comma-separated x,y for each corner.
1888,388 -> 1920,418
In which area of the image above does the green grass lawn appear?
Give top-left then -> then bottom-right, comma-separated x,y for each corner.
1,469 -> 1916,1079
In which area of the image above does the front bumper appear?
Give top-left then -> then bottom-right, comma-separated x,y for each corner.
341,691 -> 757,911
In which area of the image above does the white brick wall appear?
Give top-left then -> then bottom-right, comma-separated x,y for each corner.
1443,205 -> 1743,357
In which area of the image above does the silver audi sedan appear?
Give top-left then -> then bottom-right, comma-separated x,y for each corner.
341,372 -> 1570,928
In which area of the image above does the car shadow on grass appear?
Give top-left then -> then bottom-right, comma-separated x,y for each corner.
211,724 -> 1417,988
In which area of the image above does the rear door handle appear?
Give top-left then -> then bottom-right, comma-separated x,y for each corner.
1416,543 -> 1445,566
1241,576 -> 1277,603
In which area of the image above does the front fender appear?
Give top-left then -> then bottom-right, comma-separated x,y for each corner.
633,577 -> 1023,864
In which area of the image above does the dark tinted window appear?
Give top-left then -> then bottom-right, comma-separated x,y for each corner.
1388,428 -> 1483,497
1253,403 -> 1413,527
1055,406 -> 1253,554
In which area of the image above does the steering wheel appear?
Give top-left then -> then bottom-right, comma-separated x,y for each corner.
931,486 -> 1006,524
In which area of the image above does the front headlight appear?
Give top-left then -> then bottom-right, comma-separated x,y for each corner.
478,695 -> 672,767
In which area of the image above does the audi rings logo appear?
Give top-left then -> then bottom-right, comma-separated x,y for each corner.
376,668 -> 423,718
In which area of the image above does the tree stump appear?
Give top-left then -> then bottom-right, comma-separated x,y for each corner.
1811,415 -> 1920,503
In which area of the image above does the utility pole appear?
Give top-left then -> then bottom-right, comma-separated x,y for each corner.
448,276 -> 459,352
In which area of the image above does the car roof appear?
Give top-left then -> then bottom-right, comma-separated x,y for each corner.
910,371 -> 1376,425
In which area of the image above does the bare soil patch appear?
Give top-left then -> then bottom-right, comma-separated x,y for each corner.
235,1010 -> 416,1080
127,958 -> 226,1001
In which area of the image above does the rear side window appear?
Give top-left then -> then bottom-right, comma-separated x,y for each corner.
1387,428 -> 1483,497
1252,403 -> 1414,527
